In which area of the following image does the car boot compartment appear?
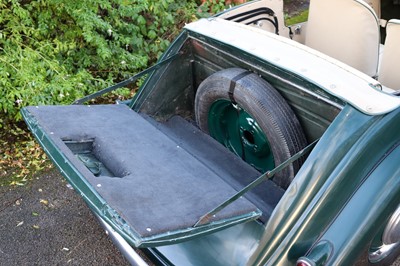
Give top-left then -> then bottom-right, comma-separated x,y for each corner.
22,104 -> 285,247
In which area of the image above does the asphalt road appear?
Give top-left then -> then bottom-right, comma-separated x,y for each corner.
2,169 -> 400,266
0,169 -> 130,266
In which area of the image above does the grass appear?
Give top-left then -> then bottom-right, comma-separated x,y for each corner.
285,9 -> 309,26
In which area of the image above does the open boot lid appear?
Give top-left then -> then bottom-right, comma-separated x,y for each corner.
21,104 -> 262,247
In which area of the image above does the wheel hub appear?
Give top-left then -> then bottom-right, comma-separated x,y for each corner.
208,100 -> 274,172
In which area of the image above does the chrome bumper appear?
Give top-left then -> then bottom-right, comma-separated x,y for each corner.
95,214 -> 149,266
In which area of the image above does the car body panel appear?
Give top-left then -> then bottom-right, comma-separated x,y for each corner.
250,105 -> 400,265
185,18 -> 400,115
21,1 -> 400,265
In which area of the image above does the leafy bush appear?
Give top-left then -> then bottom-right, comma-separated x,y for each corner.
1,0 -> 252,185
0,0 -> 200,185
0,0 -> 198,122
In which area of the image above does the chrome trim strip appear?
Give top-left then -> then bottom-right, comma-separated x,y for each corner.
369,243 -> 400,263
95,214 -> 149,266
296,257 -> 316,266
383,205 -> 400,245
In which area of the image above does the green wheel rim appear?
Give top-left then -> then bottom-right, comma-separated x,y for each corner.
208,99 -> 274,172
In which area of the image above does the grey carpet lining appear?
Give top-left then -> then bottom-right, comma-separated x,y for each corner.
25,104 -> 283,239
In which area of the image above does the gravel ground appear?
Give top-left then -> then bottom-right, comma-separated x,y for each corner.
0,169 -> 130,266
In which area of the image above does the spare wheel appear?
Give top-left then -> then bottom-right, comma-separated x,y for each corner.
195,68 -> 307,189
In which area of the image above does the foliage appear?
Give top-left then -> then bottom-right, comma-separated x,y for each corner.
197,0 -> 228,15
0,0 -> 308,186
0,122 -> 51,186
0,0 -> 198,122
0,0 -> 199,185
197,0 -> 247,16
285,9 -> 309,25
3,0 -> 307,186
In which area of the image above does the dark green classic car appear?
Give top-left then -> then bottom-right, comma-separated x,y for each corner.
22,0 -> 400,265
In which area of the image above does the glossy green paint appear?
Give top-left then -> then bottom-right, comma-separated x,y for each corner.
126,29 -> 398,265
249,106 -> 400,265
195,138 -> 318,228
152,104 -> 400,266
298,240 -> 332,266
154,220 -> 265,266
20,18 -> 400,265
208,99 -> 274,172
312,142 -> 400,265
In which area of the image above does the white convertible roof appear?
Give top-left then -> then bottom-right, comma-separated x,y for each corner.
185,18 -> 400,115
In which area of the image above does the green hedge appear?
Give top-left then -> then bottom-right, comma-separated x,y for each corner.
0,0 -> 198,122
